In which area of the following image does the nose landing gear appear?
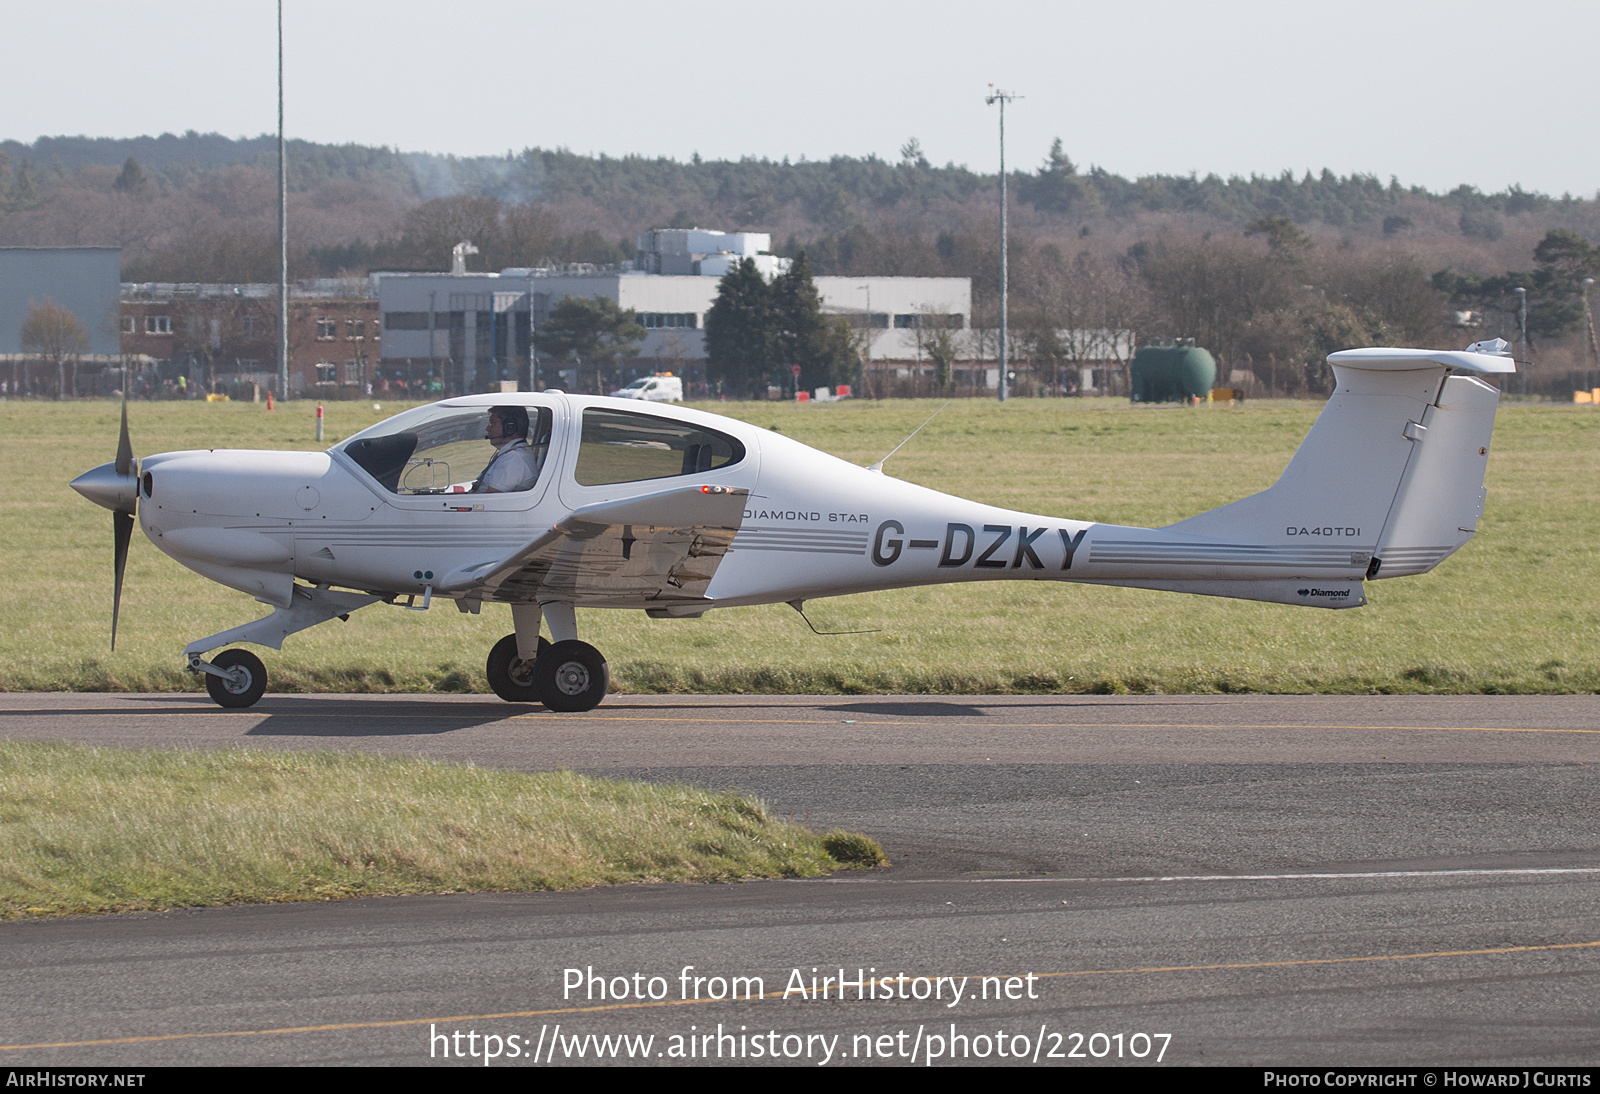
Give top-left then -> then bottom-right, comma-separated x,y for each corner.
184,585 -> 384,709
192,648 -> 268,709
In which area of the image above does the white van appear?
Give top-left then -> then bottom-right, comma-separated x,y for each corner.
612,374 -> 683,402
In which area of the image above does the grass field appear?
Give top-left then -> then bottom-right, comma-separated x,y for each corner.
5,394 -> 1597,695
0,741 -> 883,917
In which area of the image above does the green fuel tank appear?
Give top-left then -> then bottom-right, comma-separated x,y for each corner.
1130,346 -> 1217,402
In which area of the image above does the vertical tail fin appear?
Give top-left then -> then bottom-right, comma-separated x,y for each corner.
1169,348 -> 1511,579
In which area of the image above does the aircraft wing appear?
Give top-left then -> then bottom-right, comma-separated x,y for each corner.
450,484 -> 749,611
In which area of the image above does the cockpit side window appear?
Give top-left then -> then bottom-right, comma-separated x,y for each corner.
342,405 -> 553,494
343,430 -> 418,492
574,407 -> 744,486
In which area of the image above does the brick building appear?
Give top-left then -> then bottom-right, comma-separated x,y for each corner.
119,279 -> 380,397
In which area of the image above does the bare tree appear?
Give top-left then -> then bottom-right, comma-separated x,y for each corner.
652,331 -> 692,390
1134,232 -> 1304,387
911,305 -> 961,395
500,203 -> 566,267
1019,247 -> 1145,395
835,312 -> 881,399
402,196 -> 504,270
21,297 -> 89,399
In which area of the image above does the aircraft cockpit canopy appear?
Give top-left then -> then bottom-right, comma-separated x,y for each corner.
339,403 -> 553,494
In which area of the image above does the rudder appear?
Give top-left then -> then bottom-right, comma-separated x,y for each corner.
1369,372 -> 1499,577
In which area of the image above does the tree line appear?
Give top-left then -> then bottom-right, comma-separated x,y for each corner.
6,132 -> 1592,233
771,216 -> 1598,396
1433,229 -> 1600,346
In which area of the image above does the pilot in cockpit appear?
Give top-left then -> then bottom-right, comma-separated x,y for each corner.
474,405 -> 544,493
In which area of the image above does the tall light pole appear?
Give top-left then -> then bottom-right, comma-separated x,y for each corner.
276,0 -> 289,401
986,86 -> 1019,402
858,284 -> 873,395
1514,285 -> 1527,395
1583,277 -> 1596,392
527,275 -> 538,392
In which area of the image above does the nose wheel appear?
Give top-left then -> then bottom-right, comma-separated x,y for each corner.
200,648 -> 268,708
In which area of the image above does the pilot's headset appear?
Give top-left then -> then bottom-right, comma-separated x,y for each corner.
492,405 -> 529,440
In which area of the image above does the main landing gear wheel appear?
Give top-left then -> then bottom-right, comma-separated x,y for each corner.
205,648 -> 267,709
485,633 -> 551,703
532,640 -> 609,713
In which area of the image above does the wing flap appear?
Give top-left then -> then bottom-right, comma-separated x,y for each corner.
469,484 -> 748,605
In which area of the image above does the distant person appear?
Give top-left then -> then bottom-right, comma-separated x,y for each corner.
473,406 -> 543,493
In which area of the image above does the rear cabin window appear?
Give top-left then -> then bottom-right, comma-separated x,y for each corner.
575,407 -> 744,486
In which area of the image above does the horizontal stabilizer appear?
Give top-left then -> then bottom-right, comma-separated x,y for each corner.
1327,347 -> 1516,374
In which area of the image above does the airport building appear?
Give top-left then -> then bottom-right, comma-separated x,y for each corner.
2,232 -> 1130,399
0,247 -> 123,397
118,279 -> 380,397
375,229 -> 973,396
0,246 -> 122,356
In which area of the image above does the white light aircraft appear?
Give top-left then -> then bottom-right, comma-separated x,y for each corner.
72,343 -> 1513,711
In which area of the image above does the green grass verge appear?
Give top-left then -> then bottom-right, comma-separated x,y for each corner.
0,741 -> 882,917
6,396 -> 1598,695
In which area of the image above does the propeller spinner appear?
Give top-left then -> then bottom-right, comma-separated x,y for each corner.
69,397 -> 139,649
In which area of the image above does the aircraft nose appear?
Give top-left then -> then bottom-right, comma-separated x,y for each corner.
71,460 -> 139,514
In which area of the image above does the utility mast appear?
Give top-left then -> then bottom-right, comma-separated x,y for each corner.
276,0 -> 289,401
986,86 -> 1021,402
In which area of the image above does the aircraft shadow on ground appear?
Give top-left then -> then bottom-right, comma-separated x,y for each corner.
238,696 -> 522,736
823,700 -> 993,718
598,696 -> 1218,716
107,694 -> 524,736
15,693 -> 1247,739
818,697 -> 1223,717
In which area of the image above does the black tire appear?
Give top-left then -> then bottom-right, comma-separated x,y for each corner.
532,640 -> 609,712
485,632 -> 550,703
205,648 -> 267,709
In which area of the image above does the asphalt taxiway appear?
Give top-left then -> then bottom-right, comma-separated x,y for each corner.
2,693 -> 1597,1066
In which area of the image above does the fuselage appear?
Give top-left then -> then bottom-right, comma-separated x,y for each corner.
127,392 -> 1372,614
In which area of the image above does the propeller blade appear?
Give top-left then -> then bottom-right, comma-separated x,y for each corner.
111,509 -> 133,651
114,393 -> 134,477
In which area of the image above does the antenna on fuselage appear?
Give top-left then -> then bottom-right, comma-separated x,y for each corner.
866,401 -> 949,474
787,600 -> 879,636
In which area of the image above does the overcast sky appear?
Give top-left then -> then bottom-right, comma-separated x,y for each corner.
8,0 -> 1597,196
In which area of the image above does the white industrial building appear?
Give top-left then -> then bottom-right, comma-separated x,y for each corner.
632,228 -> 789,279
375,229 -> 972,395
